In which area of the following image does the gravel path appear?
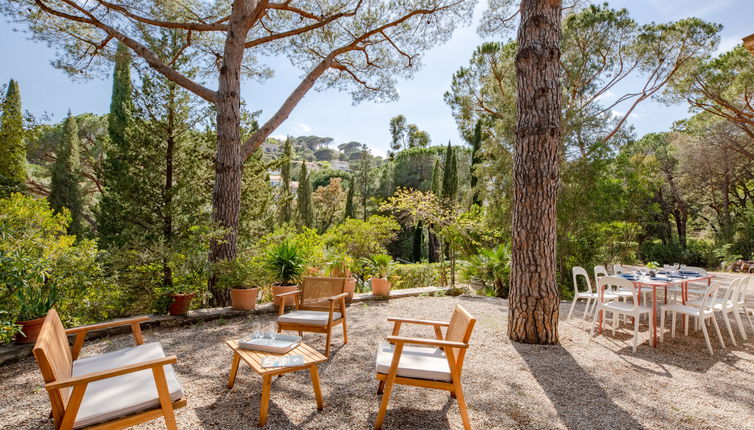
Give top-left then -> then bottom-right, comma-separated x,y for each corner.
2,295 -> 754,429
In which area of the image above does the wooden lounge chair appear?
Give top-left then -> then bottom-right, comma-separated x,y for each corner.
374,304 -> 477,430
275,276 -> 349,357
32,309 -> 186,429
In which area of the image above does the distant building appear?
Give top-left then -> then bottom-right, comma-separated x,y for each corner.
269,174 -> 282,187
261,142 -> 280,154
330,160 -> 351,172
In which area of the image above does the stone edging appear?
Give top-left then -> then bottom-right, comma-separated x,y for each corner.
0,285 -> 448,366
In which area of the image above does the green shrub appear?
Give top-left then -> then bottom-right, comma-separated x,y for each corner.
460,244 -> 510,297
392,263 -> 442,290
264,240 -> 306,285
638,239 -> 714,268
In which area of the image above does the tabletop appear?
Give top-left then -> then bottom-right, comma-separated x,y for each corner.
226,339 -> 327,375
627,274 -> 715,287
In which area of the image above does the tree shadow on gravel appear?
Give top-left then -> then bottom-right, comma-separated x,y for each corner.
512,342 -> 646,430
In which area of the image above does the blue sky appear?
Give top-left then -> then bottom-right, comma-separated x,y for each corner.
0,0 -> 751,156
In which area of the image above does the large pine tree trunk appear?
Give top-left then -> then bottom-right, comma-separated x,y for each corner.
508,0 -> 562,344
208,12 -> 249,307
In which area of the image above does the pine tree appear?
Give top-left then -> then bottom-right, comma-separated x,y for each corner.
0,79 -> 26,194
297,162 -> 313,228
344,178 -> 355,220
98,42 -> 133,247
470,120 -> 483,206
441,141 -> 458,202
49,112 -> 83,236
279,136 -> 293,223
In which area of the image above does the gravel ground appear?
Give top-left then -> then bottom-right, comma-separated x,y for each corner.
2,294 -> 754,430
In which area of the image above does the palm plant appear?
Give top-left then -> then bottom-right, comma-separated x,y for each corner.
265,240 -> 306,285
462,244 -> 511,297
364,254 -> 394,279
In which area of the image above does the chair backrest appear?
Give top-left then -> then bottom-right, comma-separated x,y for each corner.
32,309 -> 72,414
696,281 -> 722,313
597,276 -> 639,308
613,264 -> 624,275
721,277 -> 742,305
683,266 -> 707,276
299,277 -> 346,310
737,275 -> 752,304
444,305 -> 476,373
594,265 -> 609,288
572,266 -> 592,295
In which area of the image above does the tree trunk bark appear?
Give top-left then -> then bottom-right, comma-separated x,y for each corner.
508,0 -> 562,345
163,83 -> 176,290
413,222 -> 423,262
428,229 -> 439,263
207,8 -> 250,307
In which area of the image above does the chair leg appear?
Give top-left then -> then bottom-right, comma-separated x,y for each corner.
700,318 -> 714,355
684,314 -> 689,337
452,379 -> 472,430
589,306 -> 599,337
612,312 -> 617,336
325,328 -> 332,357
711,315 -> 725,349
377,380 -> 385,395
633,316 -> 639,353
567,297 -> 578,320
722,312 -> 737,347
733,309 -> 747,340
342,319 -> 349,345
298,331 -> 303,337
671,312 -> 676,339
743,305 -> 754,331
660,309 -> 666,343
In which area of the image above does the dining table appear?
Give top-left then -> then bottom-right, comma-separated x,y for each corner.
599,271 -> 715,347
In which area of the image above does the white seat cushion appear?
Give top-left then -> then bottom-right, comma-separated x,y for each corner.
72,342 -> 184,429
278,310 -> 342,326
601,301 -> 651,313
374,342 -> 451,382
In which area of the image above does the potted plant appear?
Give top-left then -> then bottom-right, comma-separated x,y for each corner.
327,252 -> 356,299
365,254 -> 394,296
15,284 -> 58,344
265,240 -> 306,307
215,259 -> 259,310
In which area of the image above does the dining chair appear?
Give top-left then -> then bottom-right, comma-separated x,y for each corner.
688,277 -> 744,345
660,281 -> 725,355
734,275 -> 754,332
590,276 -> 653,352
567,266 -> 618,320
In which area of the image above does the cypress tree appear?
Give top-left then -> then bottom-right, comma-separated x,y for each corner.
0,79 -> 26,194
49,112 -> 83,236
98,42 -> 133,247
430,159 -> 441,195
470,120 -> 483,206
428,159 -> 442,263
344,179 -> 355,220
279,136 -> 293,223
297,162 -> 313,228
441,141 -> 457,202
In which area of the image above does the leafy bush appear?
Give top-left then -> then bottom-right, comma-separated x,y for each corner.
460,244 -> 511,297
392,263 -> 442,290
324,215 -> 400,259
0,310 -> 22,344
638,239 -> 714,268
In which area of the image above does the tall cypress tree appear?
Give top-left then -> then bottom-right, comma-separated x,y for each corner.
470,120 -> 483,206
49,112 -> 83,236
98,42 -> 133,247
297,162 -> 313,228
441,141 -> 458,202
428,158 -> 442,263
0,79 -> 26,194
344,179 -> 355,220
430,159 -> 442,196
279,136 -> 293,223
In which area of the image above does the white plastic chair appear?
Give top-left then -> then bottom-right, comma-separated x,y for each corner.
660,281 -> 725,355
567,267 -> 618,320
612,264 -> 624,275
590,276 -> 653,353
666,266 -> 708,300
687,277 -> 745,345
734,275 -> 754,332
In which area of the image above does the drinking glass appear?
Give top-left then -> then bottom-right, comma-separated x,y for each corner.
270,332 -> 277,345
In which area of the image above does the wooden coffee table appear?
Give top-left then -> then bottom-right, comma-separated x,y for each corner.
225,339 -> 327,427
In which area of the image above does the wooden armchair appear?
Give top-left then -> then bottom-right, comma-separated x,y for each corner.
275,276 -> 349,357
33,309 -> 186,429
374,305 -> 476,430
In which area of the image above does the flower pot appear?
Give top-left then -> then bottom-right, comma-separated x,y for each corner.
169,294 -> 194,316
15,315 -> 46,344
371,277 -> 391,296
272,284 -> 299,307
231,287 -> 259,310
344,277 -> 356,299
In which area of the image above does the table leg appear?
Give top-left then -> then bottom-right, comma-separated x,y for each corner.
227,352 -> 241,389
259,374 -> 271,427
652,288 -> 658,347
310,364 -> 324,411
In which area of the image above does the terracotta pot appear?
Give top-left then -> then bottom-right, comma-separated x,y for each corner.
230,287 -> 259,310
15,315 -> 46,344
169,294 -> 194,316
371,277 -> 391,296
272,284 -> 299,307
344,277 -> 356,299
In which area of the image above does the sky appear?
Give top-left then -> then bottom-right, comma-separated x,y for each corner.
0,0 -> 752,157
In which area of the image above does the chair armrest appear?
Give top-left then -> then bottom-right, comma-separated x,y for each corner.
46,355 -> 178,391
64,316 -> 149,335
327,293 -> 349,302
387,317 -> 450,327
274,290 -> 301,298
386,335 -> 468,349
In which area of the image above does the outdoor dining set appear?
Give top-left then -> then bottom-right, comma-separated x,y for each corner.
29,277 -> 477,430
569,264 -> 754,354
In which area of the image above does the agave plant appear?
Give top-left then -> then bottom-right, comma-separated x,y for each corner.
264,240 -> 306,285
